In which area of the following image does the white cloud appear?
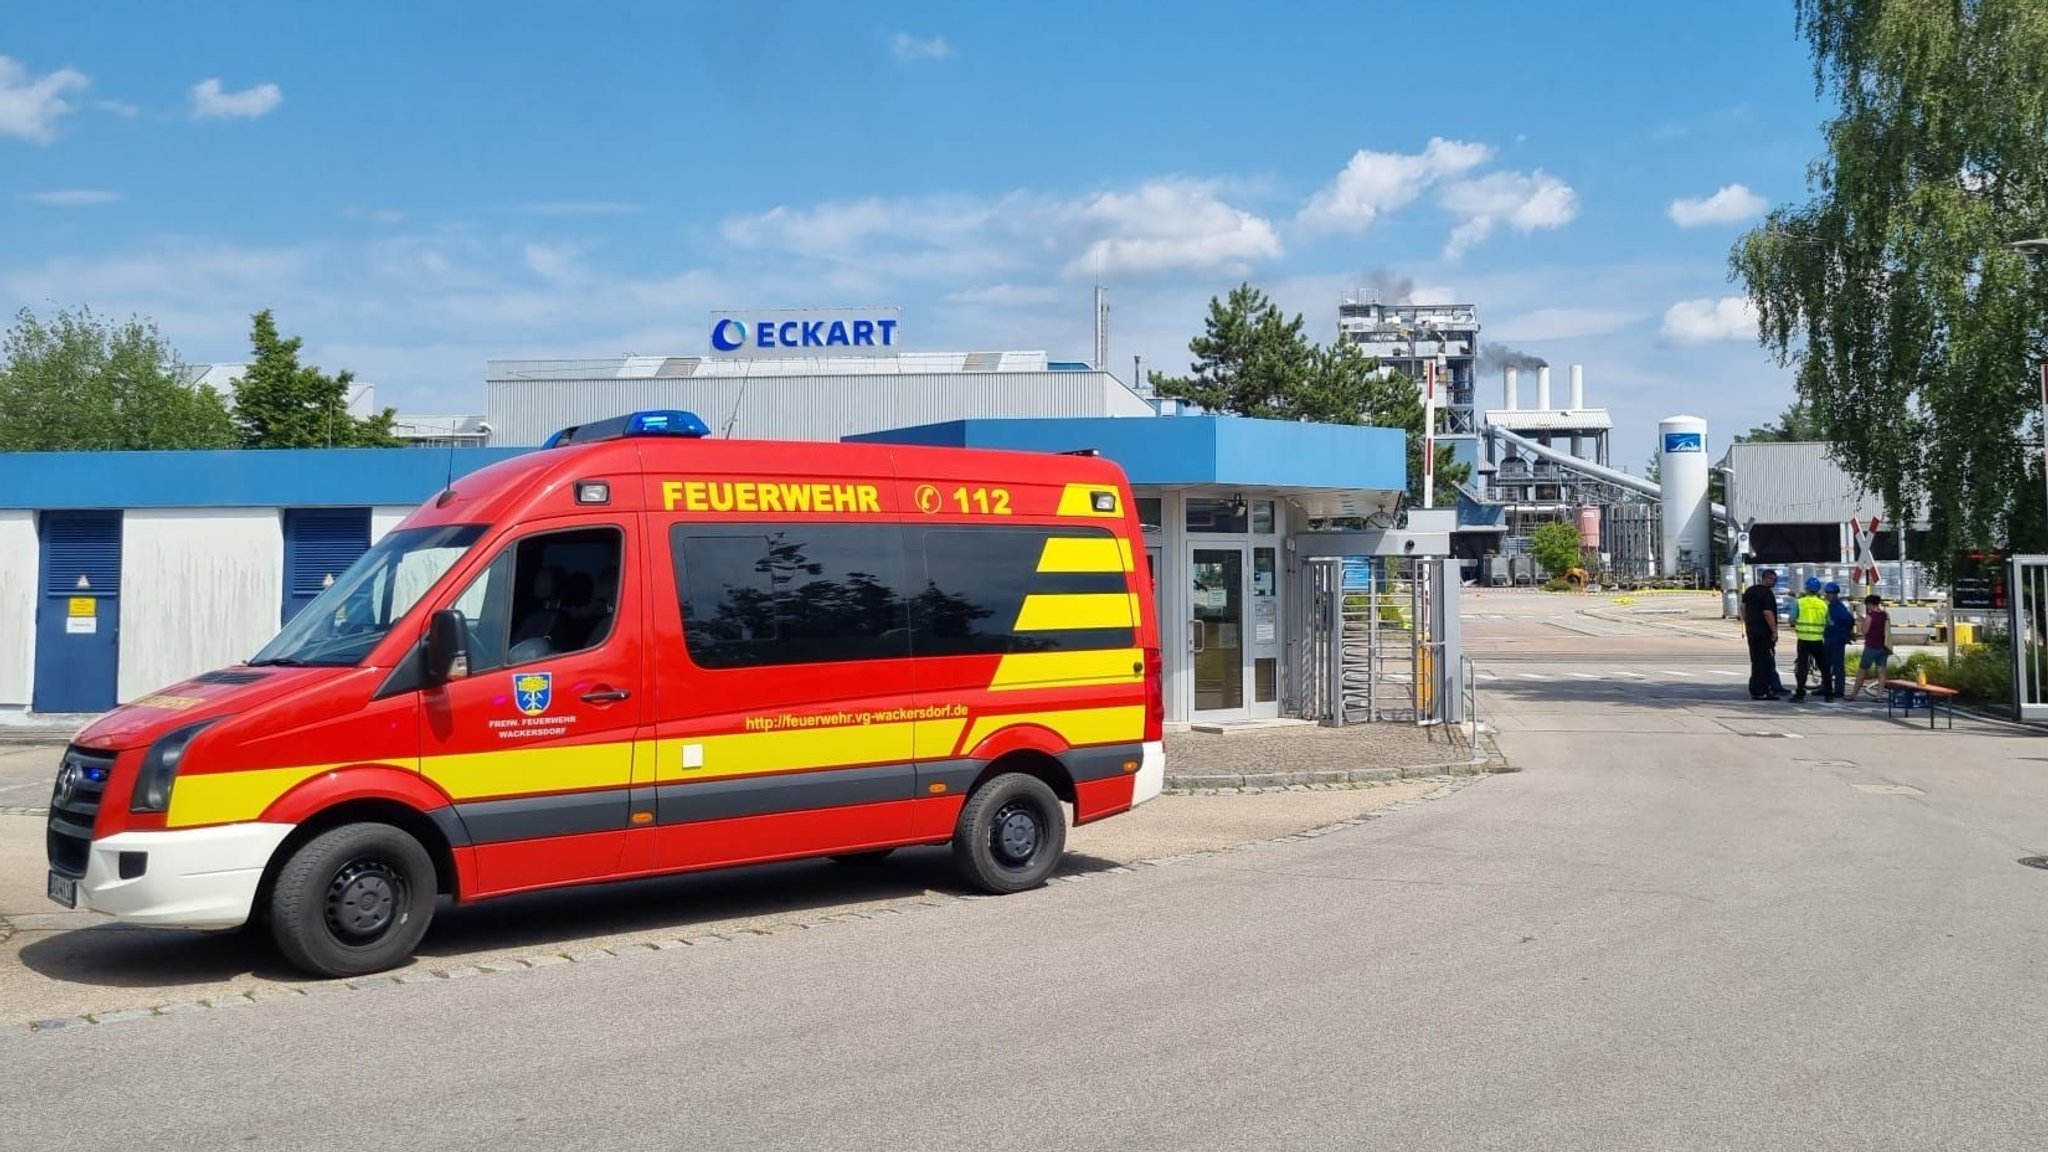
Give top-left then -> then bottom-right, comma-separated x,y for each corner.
1067,181 -> 1282,276
1668,183 -> 1766,228
95,99 -> 139,119
521,242 -> 586,282
724,179 -> 1282,282
23,189 -> 119,206
0,56 -> 90,143
889,33 -> 952,62
1298,138 -> 1492,232
1438,170 -> 1578,260
1299,138 -> 1577,258
944,283 -> 1068,306
189,78 -> 283,120
1660,295 -> 1759,343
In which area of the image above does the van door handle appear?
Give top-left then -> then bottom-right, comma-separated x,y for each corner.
581,688 -> 632,705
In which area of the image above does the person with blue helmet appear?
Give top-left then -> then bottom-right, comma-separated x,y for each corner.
1790,576 -> 1829,701
1821,581 -> 1855,702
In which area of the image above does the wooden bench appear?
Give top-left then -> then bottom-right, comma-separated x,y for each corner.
1883,680 -> 1958,730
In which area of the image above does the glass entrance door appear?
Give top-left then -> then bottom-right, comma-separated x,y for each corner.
1191,548 -> 1246,714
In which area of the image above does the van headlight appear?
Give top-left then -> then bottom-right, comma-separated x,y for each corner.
130,720 -> 223,814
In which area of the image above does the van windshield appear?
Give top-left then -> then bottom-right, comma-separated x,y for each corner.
250,524 -> 486,668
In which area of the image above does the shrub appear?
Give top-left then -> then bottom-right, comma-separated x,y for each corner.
1528,521 -> 1585,580
1541,578 -> 1573,592
1895,651 -> 1948,685
1891,642 -> 2017,705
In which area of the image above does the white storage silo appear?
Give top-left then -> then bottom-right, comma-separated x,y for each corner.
1657,415 -> 1711,578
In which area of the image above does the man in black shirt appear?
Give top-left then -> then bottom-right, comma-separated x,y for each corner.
1740,568 -> 1783,700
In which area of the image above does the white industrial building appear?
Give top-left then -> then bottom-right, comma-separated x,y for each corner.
485,351 -> 1155,447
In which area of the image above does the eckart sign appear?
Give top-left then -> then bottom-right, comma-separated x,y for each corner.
710,309 -> 901,359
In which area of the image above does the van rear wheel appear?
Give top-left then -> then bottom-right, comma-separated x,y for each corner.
952,773 -> 1066,894
269,822 -> 436,979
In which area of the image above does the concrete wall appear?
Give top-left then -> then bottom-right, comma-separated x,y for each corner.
0,511 -> 35,709
117,509 -> 284,701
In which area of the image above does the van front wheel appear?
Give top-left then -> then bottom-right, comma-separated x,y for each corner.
269,822 -> 436,979
952,773 -> 1066,894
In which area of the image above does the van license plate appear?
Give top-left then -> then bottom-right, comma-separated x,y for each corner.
46,872 -> 76,909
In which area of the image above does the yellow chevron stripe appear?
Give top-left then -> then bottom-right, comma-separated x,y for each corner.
1014,592 -> 1136,631
989,648 -> 1144,691
962,705 -> 1147,752
1056,483 -> 1123,518
1036,535 -> 1131,573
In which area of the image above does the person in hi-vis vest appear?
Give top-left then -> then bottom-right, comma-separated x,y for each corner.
1790,577 -> 1829,702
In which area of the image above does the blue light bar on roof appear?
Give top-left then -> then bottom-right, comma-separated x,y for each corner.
543,409 -> 712,448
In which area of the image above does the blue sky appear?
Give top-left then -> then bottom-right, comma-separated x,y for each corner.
2,0 -> 1826,465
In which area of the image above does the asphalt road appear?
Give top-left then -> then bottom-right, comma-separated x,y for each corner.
8,590 -> 2047,1150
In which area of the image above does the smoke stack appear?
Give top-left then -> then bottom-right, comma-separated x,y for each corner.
1504,366 -> 1519,411
1093,285 -> 1109,370
1537,365 -> 1552,410
1569,364 -> 1584,411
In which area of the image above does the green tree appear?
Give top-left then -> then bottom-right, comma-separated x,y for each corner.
1734,398 -> 1822,444
1149,283 -> 1470,504
1528,520 -> 1586,579
1731,0 -> 2048,574
0,307 -> 238,451
233,310 -> 400,447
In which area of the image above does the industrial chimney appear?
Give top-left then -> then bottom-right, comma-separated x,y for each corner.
1537,365 -> 1552,411
1093,285 -> 1109,370
1569,364 -> 1585,411
1503,366 -> 1519,411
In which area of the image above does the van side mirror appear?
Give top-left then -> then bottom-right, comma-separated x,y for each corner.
425,609 -> 470,684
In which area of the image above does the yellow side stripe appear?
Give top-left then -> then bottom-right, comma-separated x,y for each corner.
168,764 -> 340,828
166,705 -> 1149,826
962,705 -> 1147,753
424,742 -> 633,802
653,718 -> 968,782
1036,536 -> 1132,573
990,648 -> 1143,691
1014,593 -> 1136,631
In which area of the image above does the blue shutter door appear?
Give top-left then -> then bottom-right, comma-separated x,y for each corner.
283,509 -> 372,624
33,511 -> 123,714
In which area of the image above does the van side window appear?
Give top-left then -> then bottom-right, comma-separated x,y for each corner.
673,525 -> 908,669
451,526 -> 624,673
912,526 -> 1136,655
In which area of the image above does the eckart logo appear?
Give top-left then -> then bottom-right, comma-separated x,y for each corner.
710,318 -> 750,353
710,313 -> 899,354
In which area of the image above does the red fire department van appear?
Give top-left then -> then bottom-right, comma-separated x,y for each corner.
45,411 -> 1165,977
